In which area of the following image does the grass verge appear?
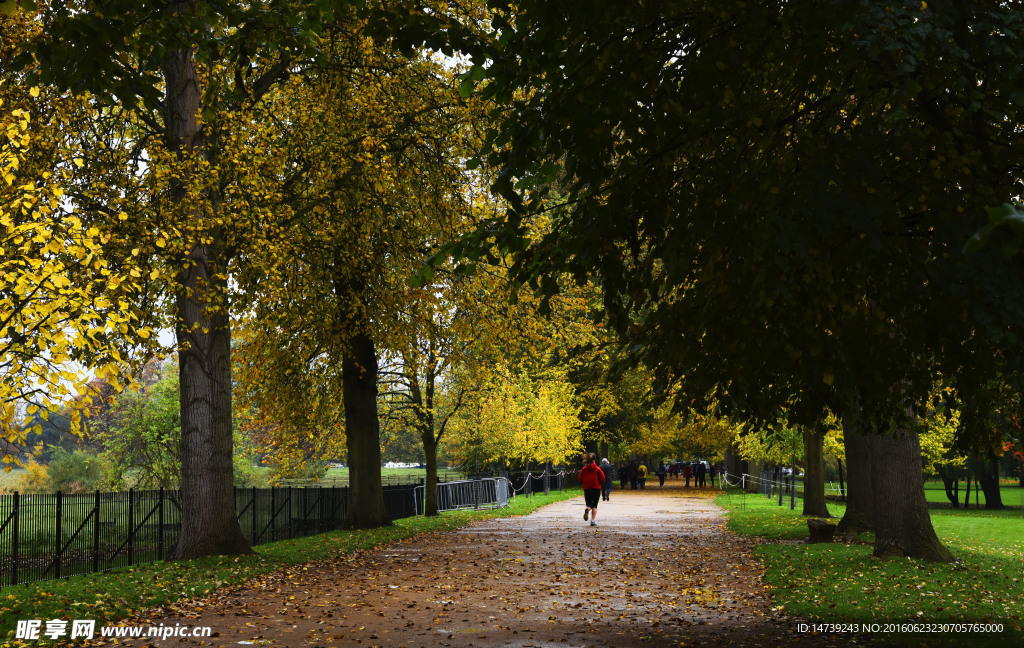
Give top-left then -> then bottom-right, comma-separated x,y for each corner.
716,489 -> 1023,648
0,489 -> 578,644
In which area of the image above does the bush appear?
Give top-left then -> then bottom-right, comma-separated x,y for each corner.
234,460 -> 274,488
45,448 -> 110,493
9,460 -> 50,493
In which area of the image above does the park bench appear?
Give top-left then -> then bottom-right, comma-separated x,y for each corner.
807,518 -> 836,543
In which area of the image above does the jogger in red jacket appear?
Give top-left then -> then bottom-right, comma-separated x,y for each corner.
579,452 -> 605,526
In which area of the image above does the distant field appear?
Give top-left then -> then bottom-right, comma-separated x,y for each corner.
280,466 -> 466,487
0,468 -> 26,493
922,479 -> 1024,508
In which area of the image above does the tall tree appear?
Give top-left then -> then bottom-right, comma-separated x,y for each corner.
434,0 -> 1024,561
233,20 -> 487,527
28,0 -> 333,557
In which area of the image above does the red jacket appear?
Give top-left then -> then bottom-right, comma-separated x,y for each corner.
580,462 -> 606,490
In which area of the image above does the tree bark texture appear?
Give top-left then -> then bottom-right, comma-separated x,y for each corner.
342,330 -> 389,528
836,404 -> 875,535
869,423 -> 954,562
422,434 -> 439,516
801,428 -> 830,517
164,38 -> 251,559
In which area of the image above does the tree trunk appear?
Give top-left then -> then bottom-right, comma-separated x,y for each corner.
164,32 -> 251,559
938,466 -> 959,508
801,428 -> 830,517
422,433 -> 439,516
836,404 -> 874,535
973,457 -> 1004,510
342,330 -> 389,528
963,472 -> 972,508
869,422 -> 954,562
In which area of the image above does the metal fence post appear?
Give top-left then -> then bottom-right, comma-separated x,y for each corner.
270,486 -> 277,543
93,490 -> 100,574
11,492 -> 19,587
127,489 -> 134,566
158,488 -> 165,559
54,491 -> 63,580
251,487 -> 257,546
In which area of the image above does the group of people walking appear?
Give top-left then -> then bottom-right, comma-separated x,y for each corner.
579,454 -> 718,527
668,460 -> 711,488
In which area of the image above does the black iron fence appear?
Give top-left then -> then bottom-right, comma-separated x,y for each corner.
0,483 -> 420,589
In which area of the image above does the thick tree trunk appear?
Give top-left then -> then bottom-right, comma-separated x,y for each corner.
342,330 -> 389,528
973,457 -> 1004,510
802,428 -> 830,517
869,422 -> 954,562
836,405 -> 874,535
422,434 -> 439,516
172,263 -> 252,558
164,35 -> 250,559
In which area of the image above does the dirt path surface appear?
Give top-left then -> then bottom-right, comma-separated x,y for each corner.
104,486 -> 873,648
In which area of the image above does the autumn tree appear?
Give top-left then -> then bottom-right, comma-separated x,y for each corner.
26,0 -> 342,557
233,18 -> 489,527
1,10 -> 153,469
429,0 -> 1024,561
444,365 -> 585,472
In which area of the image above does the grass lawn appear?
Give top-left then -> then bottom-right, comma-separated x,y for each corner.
717,490 -> 1023,648
0,489 -> 578,645
0,469 -> 26,494
921,480 -> 1024,508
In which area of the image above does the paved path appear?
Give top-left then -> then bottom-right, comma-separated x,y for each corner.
105,487 -> 870,648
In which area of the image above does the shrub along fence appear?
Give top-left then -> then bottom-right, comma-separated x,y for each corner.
0,483 -> 421,589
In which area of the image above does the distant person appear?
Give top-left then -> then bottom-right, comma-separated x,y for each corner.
619,461 -> 630,490
629,460 -> 639,490
696,460 -> 707,488
579,452 -> 605,526
637,462 -> 648,490
656,461 -> 667,488
600,458 -> 615,501
683,462 -> 693,487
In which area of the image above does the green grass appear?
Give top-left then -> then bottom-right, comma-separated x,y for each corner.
0,489 -> 578,645
921,480 -> 1024,508
717,490 -> 1024,648
0,469 -> 26,494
